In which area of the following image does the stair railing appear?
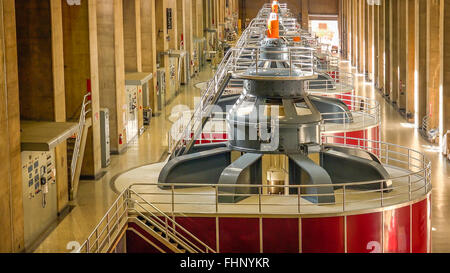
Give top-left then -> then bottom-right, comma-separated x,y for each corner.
129,189 -> 216,253
78,188 -> 215,253
169,49 -> 234,158
70,93 -> 91,184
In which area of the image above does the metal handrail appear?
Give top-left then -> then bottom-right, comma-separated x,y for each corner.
134,135 -> 431,215
305,71 -> 355,94
70,93 -> 91,183
170,49 -> 234,157
79,136 -> 431,253
169,3 -> 330,157
79,189 -> 128,253
78,188 -> 216,253
129,189 -> 216,253
421,115 -> 439,141
169,43 -> 316,157
167,92 -> 380,147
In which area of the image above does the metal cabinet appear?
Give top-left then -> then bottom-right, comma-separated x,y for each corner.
100,108 -> 110,168
156,68 -> 166,111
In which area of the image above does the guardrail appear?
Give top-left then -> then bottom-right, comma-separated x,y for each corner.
230,46 -> 316,77
78,190 -> 128,253
421,115 -> 439,142
305,71 -> 354,94
134,136 -> 431,216
78,73 -> 430,250
78,188 -> 216,253
70,93 -> 91,184
167,92 -> 380,149
169,45 -> 316,157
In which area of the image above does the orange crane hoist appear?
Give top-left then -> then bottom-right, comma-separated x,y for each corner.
271,1 -> 280,13
267,12 -> 280,39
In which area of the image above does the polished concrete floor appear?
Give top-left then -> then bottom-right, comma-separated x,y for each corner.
35,62 -> 450,253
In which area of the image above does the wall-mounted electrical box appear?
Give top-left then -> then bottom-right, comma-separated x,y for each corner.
21,150 -> 57,251
167,8 -> 173,30
100,108 -> 111,168
156,68 -> 166,112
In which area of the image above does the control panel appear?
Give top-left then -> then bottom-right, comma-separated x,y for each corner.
22,151 -> 56,200
21,150 -> 58,250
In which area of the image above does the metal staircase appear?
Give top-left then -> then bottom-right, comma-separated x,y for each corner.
129,190 -> 215,253
169,49 -> 234,158
79,188 -> 215,253
68,93 -> 91,200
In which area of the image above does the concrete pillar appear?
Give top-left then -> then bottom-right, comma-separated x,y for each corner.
166,0 -> 179,92
167,0 -> 178,50
212,0 -> 217,30
50,0 -> 69,213
62,0 -> 102,179
352,0 -> 357,67
302,0 -> 309,31
442,0 -> 450,141
346,0 -> 352,60
390,0 -> 398,103
398,0 -> 407,110
217,0 -> 224,40
406,0 -> 416,121
176,0 -> 187,85
123,0 -> 142,72
184,0 -> 194,77
373,3 -> 379,85
0,0 -> 24,253
16,0 -> 69,213
196,0 -> 204,38
340,0 -> 343,55
141,0 -> 158,112
367,3 -> 373,79
378,0 -> 386,92
177,0 -> 186,50
364,1 -> 370,77
357,0 -> 364,73
426,0 -> 440,131
97,0 -> 127,153
191,0 -> 197,37
210,0 -> 215,29
415,0 -> 427,127
155,0 -> 170,101
384,0 -> 391,96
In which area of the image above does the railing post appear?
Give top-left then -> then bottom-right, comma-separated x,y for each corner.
380,181 -> 384,207
342,185 -> 346,212
95,229 -> 99,252
385,145 -> 389,165
362,105 -> 366,127
86,239 -> 90,254
289,48 -> 292,76
255,49 -> 259,75
165,217 -> 169,239
106,211 -> 111,249
215,186 -> 219,213
408,175 -> 412,201
408,149 -> 411,170
171,185 -> 175,214
258,187 -> 262,213
297,186 -> 301,213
